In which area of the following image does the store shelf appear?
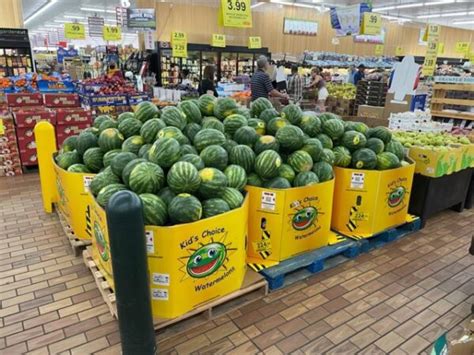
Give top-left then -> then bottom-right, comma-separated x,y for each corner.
431,98 -> 474,106
431,83 -> 474,121
433,83 -> 474,91
431,110 -> 474,121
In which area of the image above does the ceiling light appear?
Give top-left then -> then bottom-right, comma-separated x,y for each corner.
80,7 -> 116,14
424,0 -> 456,5
397,3 -> 423,9
440,11 -> 467,17
417,14 -> 442,18
381,15 -> 411,22
372,6 -> 396,11
64,15 -> 86,19
54,20 -> 69,23
453,20 -> 474,24
251,2 -> 264,8
24,0 -> 58,25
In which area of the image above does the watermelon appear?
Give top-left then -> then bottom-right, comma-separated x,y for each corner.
83,127 -> 100,136
247,173 -> 263,187
98,128 -> 124,152
367,126 -> 392,144
332,146 -> 352,168
179,154 -> 205,170
247,118 -> 266,135
178,100 -> 202,124
351,148 -> 378,170
118,118 -> 142,138
93,115 -> 112,128
267,117 -> 289,136
221,188 -> 244,209
122,159 -> 146,186
83,147 -> 104,173
353,122 -> 369,136
198,168 -> 228,198
193,128 -> 226,151
301,138 -> 323,162
200,145 -> 228,171
148,137 -> 181,168
255,150 -> 282,179
234,126 -> 259,147
56,151 -> 81,170
288,150 -> 313,173
135,101 -> 159,122
222,139 -> 238,154
168,194 -> 202,224
161,106 -> 187,130
312,161 -> 333,182
319,112 -> 340,123
198,94 -> 217,116
214,97 -> 239,120
138,144 -> 152,158
117,112 -> 135,124
129,161 -> 164,194
140,118 -> 166,144
61,135 -> 78,152
223,114 -> 247,136
281,104 -> 303,125
278,164 -> 296,183
300,112 -> 322,137
110,152 -> 137,177
157,126 -> 189,145
259,108 -> 280,123
224,165 -> 247,190
167,161 -> 201,194
254,135 -> 280,155
293,171 -> 319,187
202,117 -> 224,132
76,131 -> 98,155
275,125 -> 305,151
183,123 -> 202,142
180,144 -> 198,156
376,152 -> 401,170
236,107 -> 251,119
98,119 -> 117,132
139,193 -> 167,226
90,167 -> 120,196
229,145 -> 255,173
157,187 -> 176,206
321,148 -> 336,165
67,164 -> 91,173
366,137 -> 385,154
385,140 -> 405,161
316,133 -> 333,149
342,131 -> 367,151
263,177 -> 291,189
96,183 -> 127,208
122,135 -> 144,155
322,118 -> 345,140
250,97 -> 273,118
202,198 -> 230,218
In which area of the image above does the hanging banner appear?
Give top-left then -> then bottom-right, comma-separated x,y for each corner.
144,31 -> 154,50
395,46 -> 403,56
360,12 -> 381,35
64,23 -> 85,40
103,26 -> 122,41
375,44 -> 384,56
248,36 -> 261,49
171,31 -> 187,58
330,3 -> 371,37
220,0 -> 252,28
127,8 -> 156,30
212,34 -> 226,47
455,42 -> 470,54
88,16 -> 104,37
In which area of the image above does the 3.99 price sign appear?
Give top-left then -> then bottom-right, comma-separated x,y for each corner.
220,0 -> 252,28
171,31 -> 187,58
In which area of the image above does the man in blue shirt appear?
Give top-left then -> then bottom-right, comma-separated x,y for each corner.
251,56 -> 289,101
353,64 -> 366,85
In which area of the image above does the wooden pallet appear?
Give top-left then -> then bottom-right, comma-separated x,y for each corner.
82,248 -> 268,331
56,209 -> 91,257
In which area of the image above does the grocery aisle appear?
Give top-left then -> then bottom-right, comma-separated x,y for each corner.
0,173 -> 472,354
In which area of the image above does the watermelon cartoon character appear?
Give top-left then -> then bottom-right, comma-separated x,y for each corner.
94,222 -> 109,261
292,206 -> 317,231
186,242 -> 226,278
387,186 -> 405,208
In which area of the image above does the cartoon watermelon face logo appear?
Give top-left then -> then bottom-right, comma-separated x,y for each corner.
94,222 -> 109,261
292,207 -> 317,230
186,242 -> 226,278
388,186 -> 405,207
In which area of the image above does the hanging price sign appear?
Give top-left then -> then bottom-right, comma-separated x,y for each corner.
220,0 -> 252,28
103,26 -> 122,41
171,31 -> 187,58
423,24 -> 441,42
212,34 -> 226,47
248,36 -> 261,49
422,55 -> 437,77
426,41 -> 439,57
64,23 -> 85,40
455,42 -> 470,54
470,52 -> 474,62
395,46 -> 403,56
437,42 -> 445,55
361,12 -> 381,35
374,44 -> 384,56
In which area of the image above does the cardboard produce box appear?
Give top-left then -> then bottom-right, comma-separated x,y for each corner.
44,93 -> 80,108
13,108 -> 56,128
357,105 -> 385,120
6,93 -> 43,107
384,93 -> 427,118
55,108 -> 92,125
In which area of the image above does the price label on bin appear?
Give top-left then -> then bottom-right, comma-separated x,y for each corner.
103,26 -> 122,41
65,23 -> 85,39
220,0 -> 252,28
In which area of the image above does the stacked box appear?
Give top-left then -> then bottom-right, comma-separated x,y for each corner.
0,112 -> 22,176
80,94 -> 129,117
326,97 -> 356,116
44,93 -> 80,108
355,81 -> 387,115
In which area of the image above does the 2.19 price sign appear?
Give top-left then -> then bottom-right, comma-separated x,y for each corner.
220,0 -> 252,28
171,31 -> 187,58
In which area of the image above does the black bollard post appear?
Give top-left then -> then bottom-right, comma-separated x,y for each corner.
106,190 -> 156,355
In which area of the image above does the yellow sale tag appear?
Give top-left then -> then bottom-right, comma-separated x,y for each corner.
455,42 -> 470,54
425,24 -> 441,42
470,52 -> 474,62
361,12 -> 381,35
426,41 -> 439,56
422,55 -> 437,77
438,42 -> 445,55
171,31 -> 187,58
220,0 -> 252,28
212,34 -> 226,47
248,36 -> 261,49
395,46 -> 403,56
375,44 -> 384,56
103,26 -> 121,41
0,119 -> 4,135
64,23 -> 85,40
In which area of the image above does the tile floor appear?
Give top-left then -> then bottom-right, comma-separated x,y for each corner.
0,173 -> 472,354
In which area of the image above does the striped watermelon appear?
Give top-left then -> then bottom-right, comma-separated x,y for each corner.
288,150 -> 313,173
84,127 -> 100,136
312,161 -> 333,182
281,104 -> 303,125
254,135 -> 280,155
157,126 -> 189,145
193,128 -> 226,151
376,152 -> 401,170
98,119 -> 118,132
183,123 -> 202,142
293,171 -> 319,187
259,108 -> 280,123
67,164 -> 90,173
122,159 -> 146,186
250,97 -> 273,118
255,150 -> 282,179
90,167 -> 120,196
138,144 -> 152,159
247,118 -> 266,135
76,131 -> 98,155
229,145 -> 255,173
139,194 -> 168,226
61,135 -> 78,152
275,125 -> 305,151
98,128 -> 124,152
263,177 -> 291,189
366,138 -> 385,154
351,148 -> 377,170
129,162 -> 165,194
300,111 -> 321,137
110,152 -> 138,177
140,118 -> 166,144
222,139 -> 238,154
321,148 -> 336,165
56,151 -> 81,170
198,168 -> 228,198
161,106 -> 187,130
83,147 -> 104,173
168,194 -> 202,224
278,163 -> 296,183
202,117 -> 225,132
322,118 -> 345,140
148,137 -> 181,168
180,144 -> 198,156
93,115 -> 112,129
385,140 -> 405,161
122,135 -> 144,155
236,107 -> 250,119
214,97 -> 239,120
202,198 -> 230,218
179,100 -> 202,123
167,161 -> 201,193
367,126 -> 392,144
233,126 -> 259,147
301,138 -> 323,162
333,146 -> 352,167
224,165 -> 247,190
316,133 -> 333,149
157,187 -> 176,206
200,145 -> 228,171
223,114 -> 247,136
267,117 -> 289,136
247,173 -> 263,187
96,183 -> 127,208
117,112 -> 135,124
198,94 -> 217,116
118,118 -> 142,138
135,101 -> 159,122
342,131 -> 367,151
179,154 -> 205,170
221,188 -> 244,209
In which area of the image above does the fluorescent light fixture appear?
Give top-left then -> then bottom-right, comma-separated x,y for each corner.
251,2 -> 264,8
424,0 -> 456,5
24,0 -> 58,25
270,0 -> 318,9
80,7 -> 116,13
440,11 -> 467,17
372,6 -> 396,11
64,15 -> 86,19
453,20 -> 474,24
397,3 -> 423,9
417,14 -> 442,18
381,15 -> 411,22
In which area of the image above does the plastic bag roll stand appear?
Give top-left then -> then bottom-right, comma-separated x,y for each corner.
106,191 -> 156,354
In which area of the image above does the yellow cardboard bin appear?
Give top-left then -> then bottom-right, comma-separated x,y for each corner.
458,144 -> 474,171
407,146 -> 461,177
54,160 -> 95,240
332,163 -> 415,238
246,179 -> 334,266
90,192 -> 248,319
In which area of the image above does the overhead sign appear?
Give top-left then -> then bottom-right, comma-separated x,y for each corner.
424,24 -> 441,43
395,46 -> 403,56
171,31 -> 187,58
422,26 -> 441,77
375,44 -> 384,56
212,34 -> 226,47
127,8 -> 156,30
220,0 -> 252,28
330,3 -> 371,37
361,12 -> 381,36
248,36 -> 261,49
88,16 -> 104,37
64,23 -> 85,40
455,42 -> 470,54
103,26 -> 122,41
437,42 -> 445,55
283,18 -> 318,36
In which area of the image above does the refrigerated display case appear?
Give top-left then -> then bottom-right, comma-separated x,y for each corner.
237,53 -> 253,76
0,28 -> 34,78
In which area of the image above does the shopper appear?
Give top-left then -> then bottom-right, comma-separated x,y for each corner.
181,69 -> 193,87
251,56 -> 289,102
354,64 -> 366,85
306,67 -> 328,111
347,65 -> 356,84
287,65 -> 304,103
199,65 -> 218,97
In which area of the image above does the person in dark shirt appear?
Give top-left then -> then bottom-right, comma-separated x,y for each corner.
353,64 -> 366,85
199,65 -> 218,96
251,56 -> 288,101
